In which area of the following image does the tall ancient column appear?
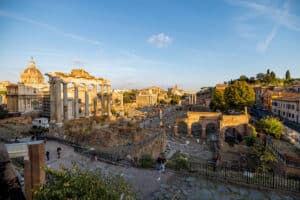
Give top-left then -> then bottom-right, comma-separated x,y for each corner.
85,90 -> 89,116
93,84 -> 98,116
74,85 -> 79,119
100,84 -> 105,116
107,85 -> 111,117
49,78 -> 56,122
55,80 -> 62,123
63,82 -> 68,121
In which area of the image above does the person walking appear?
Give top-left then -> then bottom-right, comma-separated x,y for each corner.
46,151 -> 50,161
57,147 -> 62,159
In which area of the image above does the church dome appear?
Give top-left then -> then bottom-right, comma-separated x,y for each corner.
20,58 -> 44,84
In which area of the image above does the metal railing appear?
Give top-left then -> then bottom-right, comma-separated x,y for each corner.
189,161 -> 300,193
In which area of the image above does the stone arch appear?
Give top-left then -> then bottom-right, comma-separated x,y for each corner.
205,122 -> 218,141
191,122 -> 202,137
177,121 -> 188,136
223,127 -> 243,146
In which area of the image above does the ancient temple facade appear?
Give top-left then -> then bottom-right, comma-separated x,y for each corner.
45,69 -> 112,124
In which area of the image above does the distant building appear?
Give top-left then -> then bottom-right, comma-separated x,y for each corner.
168,84 -> 185,96
6,59 -> 49,113
215,84 -> 228,91
136,88 -> 158,107
272,94 -> 300,124
0,81 -> 10,106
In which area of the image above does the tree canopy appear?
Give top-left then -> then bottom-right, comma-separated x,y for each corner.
256,117 -> 283,139
224,81 -> 255,111
285,70 -> 291,80
34,165 -> 137,200
210,89 -> 227,112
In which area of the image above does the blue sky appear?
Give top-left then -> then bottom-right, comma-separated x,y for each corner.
0,0 -> 300,90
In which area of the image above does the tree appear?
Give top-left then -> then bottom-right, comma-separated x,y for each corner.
210,89 -> 227,112
34,165 -> 137,200
256,117 -> 283,139
224,81 -> 255,111
239,75 -> 248,82
285,70 -> 291,80
270,71 -> 276,79
256,73 -> 265,82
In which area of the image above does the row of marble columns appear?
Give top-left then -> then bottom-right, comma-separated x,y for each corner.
188,94 -> 197,105
50,78 -> 112,123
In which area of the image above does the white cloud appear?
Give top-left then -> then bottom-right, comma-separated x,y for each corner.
147,33 -> 173,48
0,10 -> 101,46
226,0 -> 300,53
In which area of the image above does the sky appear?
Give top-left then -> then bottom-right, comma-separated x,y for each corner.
0,0 -> 300,90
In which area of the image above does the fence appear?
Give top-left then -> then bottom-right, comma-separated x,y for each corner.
189,161 -> 300,193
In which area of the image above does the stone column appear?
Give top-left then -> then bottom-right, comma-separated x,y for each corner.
74,85 -> 79,119
49,79 -> 56,122
174,124 -> 178,136
93,97 -> 97,116
107,85 -> 112,117
101,84 -> 105,116
93,85 -> 98,116
107,94 -> 111,117
201,126 -> 206,139
55,80 -> 62,123
63,82 -> 68,121
85,90 -> 89,116
187,123 -> 192,136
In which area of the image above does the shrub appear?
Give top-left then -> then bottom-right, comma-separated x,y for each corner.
165,160 -> 176,169
244,135 -> 256,146
175,155 -> 189,170
139,154 -> 154,168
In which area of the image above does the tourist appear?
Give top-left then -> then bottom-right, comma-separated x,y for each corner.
156,156 -> 162,171
46,151 -> 50,161
161,155 -> 166,173
57,147 -> 62,159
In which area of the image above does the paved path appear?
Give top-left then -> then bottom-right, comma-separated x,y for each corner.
45,140 -> 298,200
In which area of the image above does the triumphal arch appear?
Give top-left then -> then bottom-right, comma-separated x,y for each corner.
46,69 -> 112,124
174,111 -> 251,139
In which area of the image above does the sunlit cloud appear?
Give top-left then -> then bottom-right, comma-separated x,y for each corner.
226,0 -> 300,53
